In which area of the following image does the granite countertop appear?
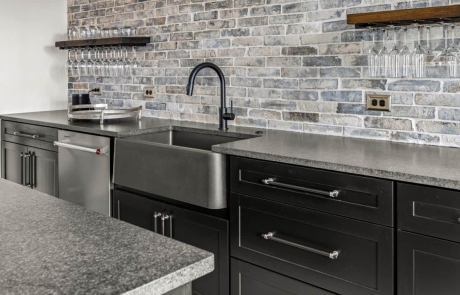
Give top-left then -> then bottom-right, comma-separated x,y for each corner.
0,110 -> 259,138
1,110 -> 460,190
0,179 -> 214,295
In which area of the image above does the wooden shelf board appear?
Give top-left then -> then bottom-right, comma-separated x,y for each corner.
347,4 -> 460,28
55,37 -> 151,49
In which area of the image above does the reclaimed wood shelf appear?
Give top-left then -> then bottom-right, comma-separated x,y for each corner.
55,37 -> 151,49
347,4 -> 460,28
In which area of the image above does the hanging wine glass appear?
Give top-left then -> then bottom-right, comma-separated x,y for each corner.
388,26 -> 400,78
368,28 -> 379,77
115,47 -> 125,77
377,28 -> 389,77
122,47 -> 132,76
131,47 -> 142,75
66,50 -> 73,76
399,28 -> 411,78
93,48 -> 101,76
432,23 -> 459,77
412,25 -> 427,78
425,25 -> 435,63
449,24 -> 460,56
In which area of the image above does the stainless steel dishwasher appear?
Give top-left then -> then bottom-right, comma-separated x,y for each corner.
55,130 -> 111,216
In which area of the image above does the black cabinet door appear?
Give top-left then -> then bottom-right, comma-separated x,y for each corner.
231,193 -> 394,295
29,147 -> 58,197
231,258 -> 337,295
398,230 -> 460,295
113,189 -> 164,233
164,203 -> 229,295
2,141 -> 28,185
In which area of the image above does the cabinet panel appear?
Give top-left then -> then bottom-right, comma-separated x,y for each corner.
29,147 -> 58,197
231,193 -> 394,295
2,141 -> 28,185
398,183 -> 460,243
113,189 -> 164,232
113,189 -> 229,295
230,157 -> 394,226
231,259 -> 337,295
164,204 -> 229,295
398,230 -> 460,295
2,121 -> 57,151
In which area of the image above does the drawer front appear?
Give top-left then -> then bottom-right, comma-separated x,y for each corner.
398,183 -> 460,243
231,258 -> 337,295
2,121 -> 57,151
398,230 -> 460,295
230,194 -> 394,295
230,157 -> 394,226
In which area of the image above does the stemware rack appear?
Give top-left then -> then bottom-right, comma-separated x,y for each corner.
347,4 -> 460,28
55,37 -> 151,49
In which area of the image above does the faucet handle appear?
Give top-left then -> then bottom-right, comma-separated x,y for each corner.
223,100 -> 236,121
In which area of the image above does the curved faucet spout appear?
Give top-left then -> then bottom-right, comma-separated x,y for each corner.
186,62 -> 234,130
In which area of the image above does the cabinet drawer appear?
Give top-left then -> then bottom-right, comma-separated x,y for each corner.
398,230 -> 460,295
398,183 -> 460,243
230,194 -> 394,295
231,258 -> 337,295
2,121 -> 57,151
230,157 -> 394,226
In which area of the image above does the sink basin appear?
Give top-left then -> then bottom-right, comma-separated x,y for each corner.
114,130 -> 252,209
126,130 -> 242,151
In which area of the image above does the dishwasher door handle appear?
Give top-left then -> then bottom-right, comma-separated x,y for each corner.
54,141 -> 108,155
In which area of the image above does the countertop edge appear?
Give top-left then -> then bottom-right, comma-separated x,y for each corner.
212,145 -> 460,190
124,256 -> 215,295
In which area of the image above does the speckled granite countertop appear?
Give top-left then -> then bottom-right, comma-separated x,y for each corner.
1,110 -> 460,190
0,110 -> 259,138
0,179 -> 214,295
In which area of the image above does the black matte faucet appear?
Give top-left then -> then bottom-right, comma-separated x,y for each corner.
186,62 -> 235,131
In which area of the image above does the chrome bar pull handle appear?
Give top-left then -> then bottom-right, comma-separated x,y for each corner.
29,152 -> 35,188
20,153 -> 24,185
23,153 -> 31,187
117,200 -> 121,220
153,212 -> 162,233
32,152 -> 36,188
54,141 -> 108,155
161,214 -> 170,236
169,215 -> 173,239
261,232 -> 339,260
13,131 -> 40,139
262,178 -> 340,198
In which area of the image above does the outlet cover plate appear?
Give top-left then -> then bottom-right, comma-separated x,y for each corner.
366,94 -> 391,112
144,87 -> 155,98
92,84 -> 102,95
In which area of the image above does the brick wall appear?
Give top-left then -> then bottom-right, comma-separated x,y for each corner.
68,0 -> 460,148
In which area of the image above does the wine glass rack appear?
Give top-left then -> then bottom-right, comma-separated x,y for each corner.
55,37 -> 151,50
347,4 -> 460,28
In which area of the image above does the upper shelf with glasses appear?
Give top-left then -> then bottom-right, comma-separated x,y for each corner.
347,4 -> 460,28
55,37 -> 151,50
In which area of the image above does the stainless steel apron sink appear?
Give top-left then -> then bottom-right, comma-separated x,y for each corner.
114,130 -> 251,209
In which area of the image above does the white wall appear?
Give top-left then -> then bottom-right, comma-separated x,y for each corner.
0,0 -> 68,114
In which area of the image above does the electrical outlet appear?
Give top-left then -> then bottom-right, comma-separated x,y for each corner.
144,87 -> 155,98
92,85 -> 102,95
366,94 -> 391,112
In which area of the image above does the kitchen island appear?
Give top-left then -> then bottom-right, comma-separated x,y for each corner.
0,179 -> 214,295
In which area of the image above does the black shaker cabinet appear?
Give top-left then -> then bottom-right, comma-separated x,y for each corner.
2,141 -> 28,185
113,189 -> 229,295
1,121 -> 58,197
398,231 -> 460,295
231,259 -> 337,295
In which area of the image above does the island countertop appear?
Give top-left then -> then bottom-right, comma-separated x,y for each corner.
0,179 -> 214,295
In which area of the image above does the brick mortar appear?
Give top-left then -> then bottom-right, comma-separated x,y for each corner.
68,0 -> 460,148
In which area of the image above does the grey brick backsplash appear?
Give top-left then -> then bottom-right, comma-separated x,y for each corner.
69,0 -> 460,148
